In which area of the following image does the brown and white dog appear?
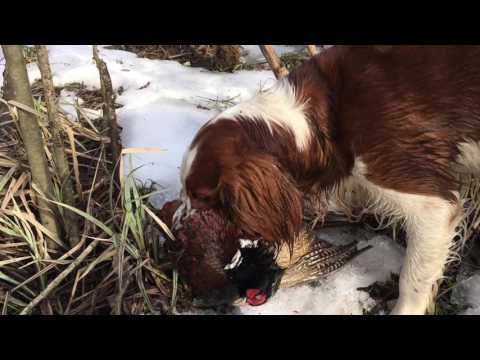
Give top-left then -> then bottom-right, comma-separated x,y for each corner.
174,46 -> 480,315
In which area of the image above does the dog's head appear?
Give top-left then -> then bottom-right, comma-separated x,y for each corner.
172,59 -> 341,306
177,105 -> 307,254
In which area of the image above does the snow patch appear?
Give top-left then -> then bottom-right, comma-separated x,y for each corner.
452,273 -> 480,315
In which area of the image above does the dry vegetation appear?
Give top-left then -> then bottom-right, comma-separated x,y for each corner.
106,45 -> 254,72
0,51 -> 193,313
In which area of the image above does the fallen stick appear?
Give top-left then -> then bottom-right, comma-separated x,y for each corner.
20,240 -> 100,315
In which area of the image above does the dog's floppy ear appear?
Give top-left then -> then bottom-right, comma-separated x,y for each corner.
219,154 -> 303,252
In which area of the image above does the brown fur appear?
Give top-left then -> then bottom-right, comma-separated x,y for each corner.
184,45 -> 480,251
219,154 -> 303,251
304,46 -> 480,202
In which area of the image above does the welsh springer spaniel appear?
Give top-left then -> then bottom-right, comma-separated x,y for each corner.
174,46 -> 480,315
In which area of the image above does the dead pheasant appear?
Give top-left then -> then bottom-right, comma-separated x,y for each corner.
276,232 -> 371,289
158,199 -> 371,307
230,231 -> 371,297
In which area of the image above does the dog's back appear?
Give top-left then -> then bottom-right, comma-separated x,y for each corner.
298,46 -> 480,314
303,46 -> 480,200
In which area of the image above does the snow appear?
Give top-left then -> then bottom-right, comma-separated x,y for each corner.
452,273 -> 480,315
1,45 -> 478,314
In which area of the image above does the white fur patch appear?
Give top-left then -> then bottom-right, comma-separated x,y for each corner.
239,239 -> 259,249
180,145 -> 198,188
330,158 -> 462,315
177,145 -> 198,222
456,139 -> 480,175
212,79 -> 312,150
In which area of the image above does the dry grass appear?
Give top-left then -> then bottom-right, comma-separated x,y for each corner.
0,94 -> 191,315
106,45 -> 262,73
22,46 -> 38,64
30,81 -> 123,112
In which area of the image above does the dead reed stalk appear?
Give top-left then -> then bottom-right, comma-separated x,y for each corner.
92,46 -> 121,172
1,45 -> 61,250
36,45 -> 80,247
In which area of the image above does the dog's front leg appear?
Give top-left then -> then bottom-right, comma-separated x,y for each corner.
390,194 -> 462,315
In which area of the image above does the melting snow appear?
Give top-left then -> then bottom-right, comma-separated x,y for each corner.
452,273 -> 480,315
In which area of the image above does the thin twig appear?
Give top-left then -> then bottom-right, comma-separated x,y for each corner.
20,239 -> 100,314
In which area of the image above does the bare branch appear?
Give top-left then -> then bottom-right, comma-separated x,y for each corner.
306,45 -> 319,57
36,45 -> 80,247
259,45 -> 289,79
1,45 -> 61,250
92,46 -> 121,170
